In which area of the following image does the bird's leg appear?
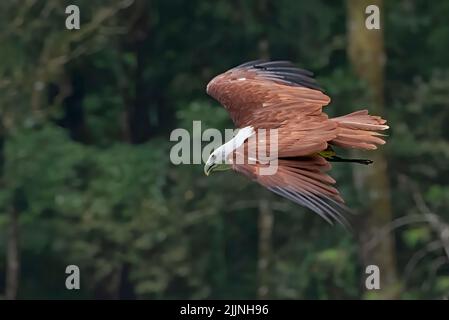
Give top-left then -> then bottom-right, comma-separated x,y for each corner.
327,155 -> 373,165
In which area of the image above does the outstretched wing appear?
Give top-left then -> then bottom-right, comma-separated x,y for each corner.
207,60 -> 338,157
207,60 -> 330,128
233,155 -> 351,228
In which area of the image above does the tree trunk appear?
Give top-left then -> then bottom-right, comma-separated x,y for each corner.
118,263 -> 136,299
257,199 -> 273,299
121,0 -> 152,144
5,204 -> 20,300
256,6 -> 273,297
346,0 -> 399,298
1,122 -> 20,300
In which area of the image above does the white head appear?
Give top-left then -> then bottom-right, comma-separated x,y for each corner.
204,145 -> 230,176
204,126 -> 255,176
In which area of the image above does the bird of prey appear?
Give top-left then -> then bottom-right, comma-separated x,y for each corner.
204,60 -> 388,227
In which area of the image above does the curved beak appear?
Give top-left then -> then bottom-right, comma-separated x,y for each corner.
204,162 -> 213,176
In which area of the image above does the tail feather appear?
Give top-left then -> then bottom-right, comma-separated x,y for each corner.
330,110 -> 388,150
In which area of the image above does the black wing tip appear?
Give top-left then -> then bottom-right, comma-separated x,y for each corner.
234,59 -> 266,68
235,59 -> 323,92
235,59 -> 295,70
268,186 -> 353,231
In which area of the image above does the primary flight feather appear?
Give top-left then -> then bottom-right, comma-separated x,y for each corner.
204,60 -> 388,227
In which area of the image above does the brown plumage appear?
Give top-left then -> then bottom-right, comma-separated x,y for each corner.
206,60 -> 389,226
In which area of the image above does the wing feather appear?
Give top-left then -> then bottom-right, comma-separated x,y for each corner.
207,60 -> 330,128
233,155 -> 352,228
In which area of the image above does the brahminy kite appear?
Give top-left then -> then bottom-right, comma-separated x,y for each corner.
204,60 -> 388,227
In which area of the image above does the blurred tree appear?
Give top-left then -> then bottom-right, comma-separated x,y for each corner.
346,0 -> 399,298
0,0 -> 448,300
255,0 -> 274,300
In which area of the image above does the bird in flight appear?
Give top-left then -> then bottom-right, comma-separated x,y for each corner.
204,60 -> 388,227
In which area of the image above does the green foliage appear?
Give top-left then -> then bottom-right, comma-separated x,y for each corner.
402,227 -> 431,248
0,0 -> 448,300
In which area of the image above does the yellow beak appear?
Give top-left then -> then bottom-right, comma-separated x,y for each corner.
204,162 -> 213,176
